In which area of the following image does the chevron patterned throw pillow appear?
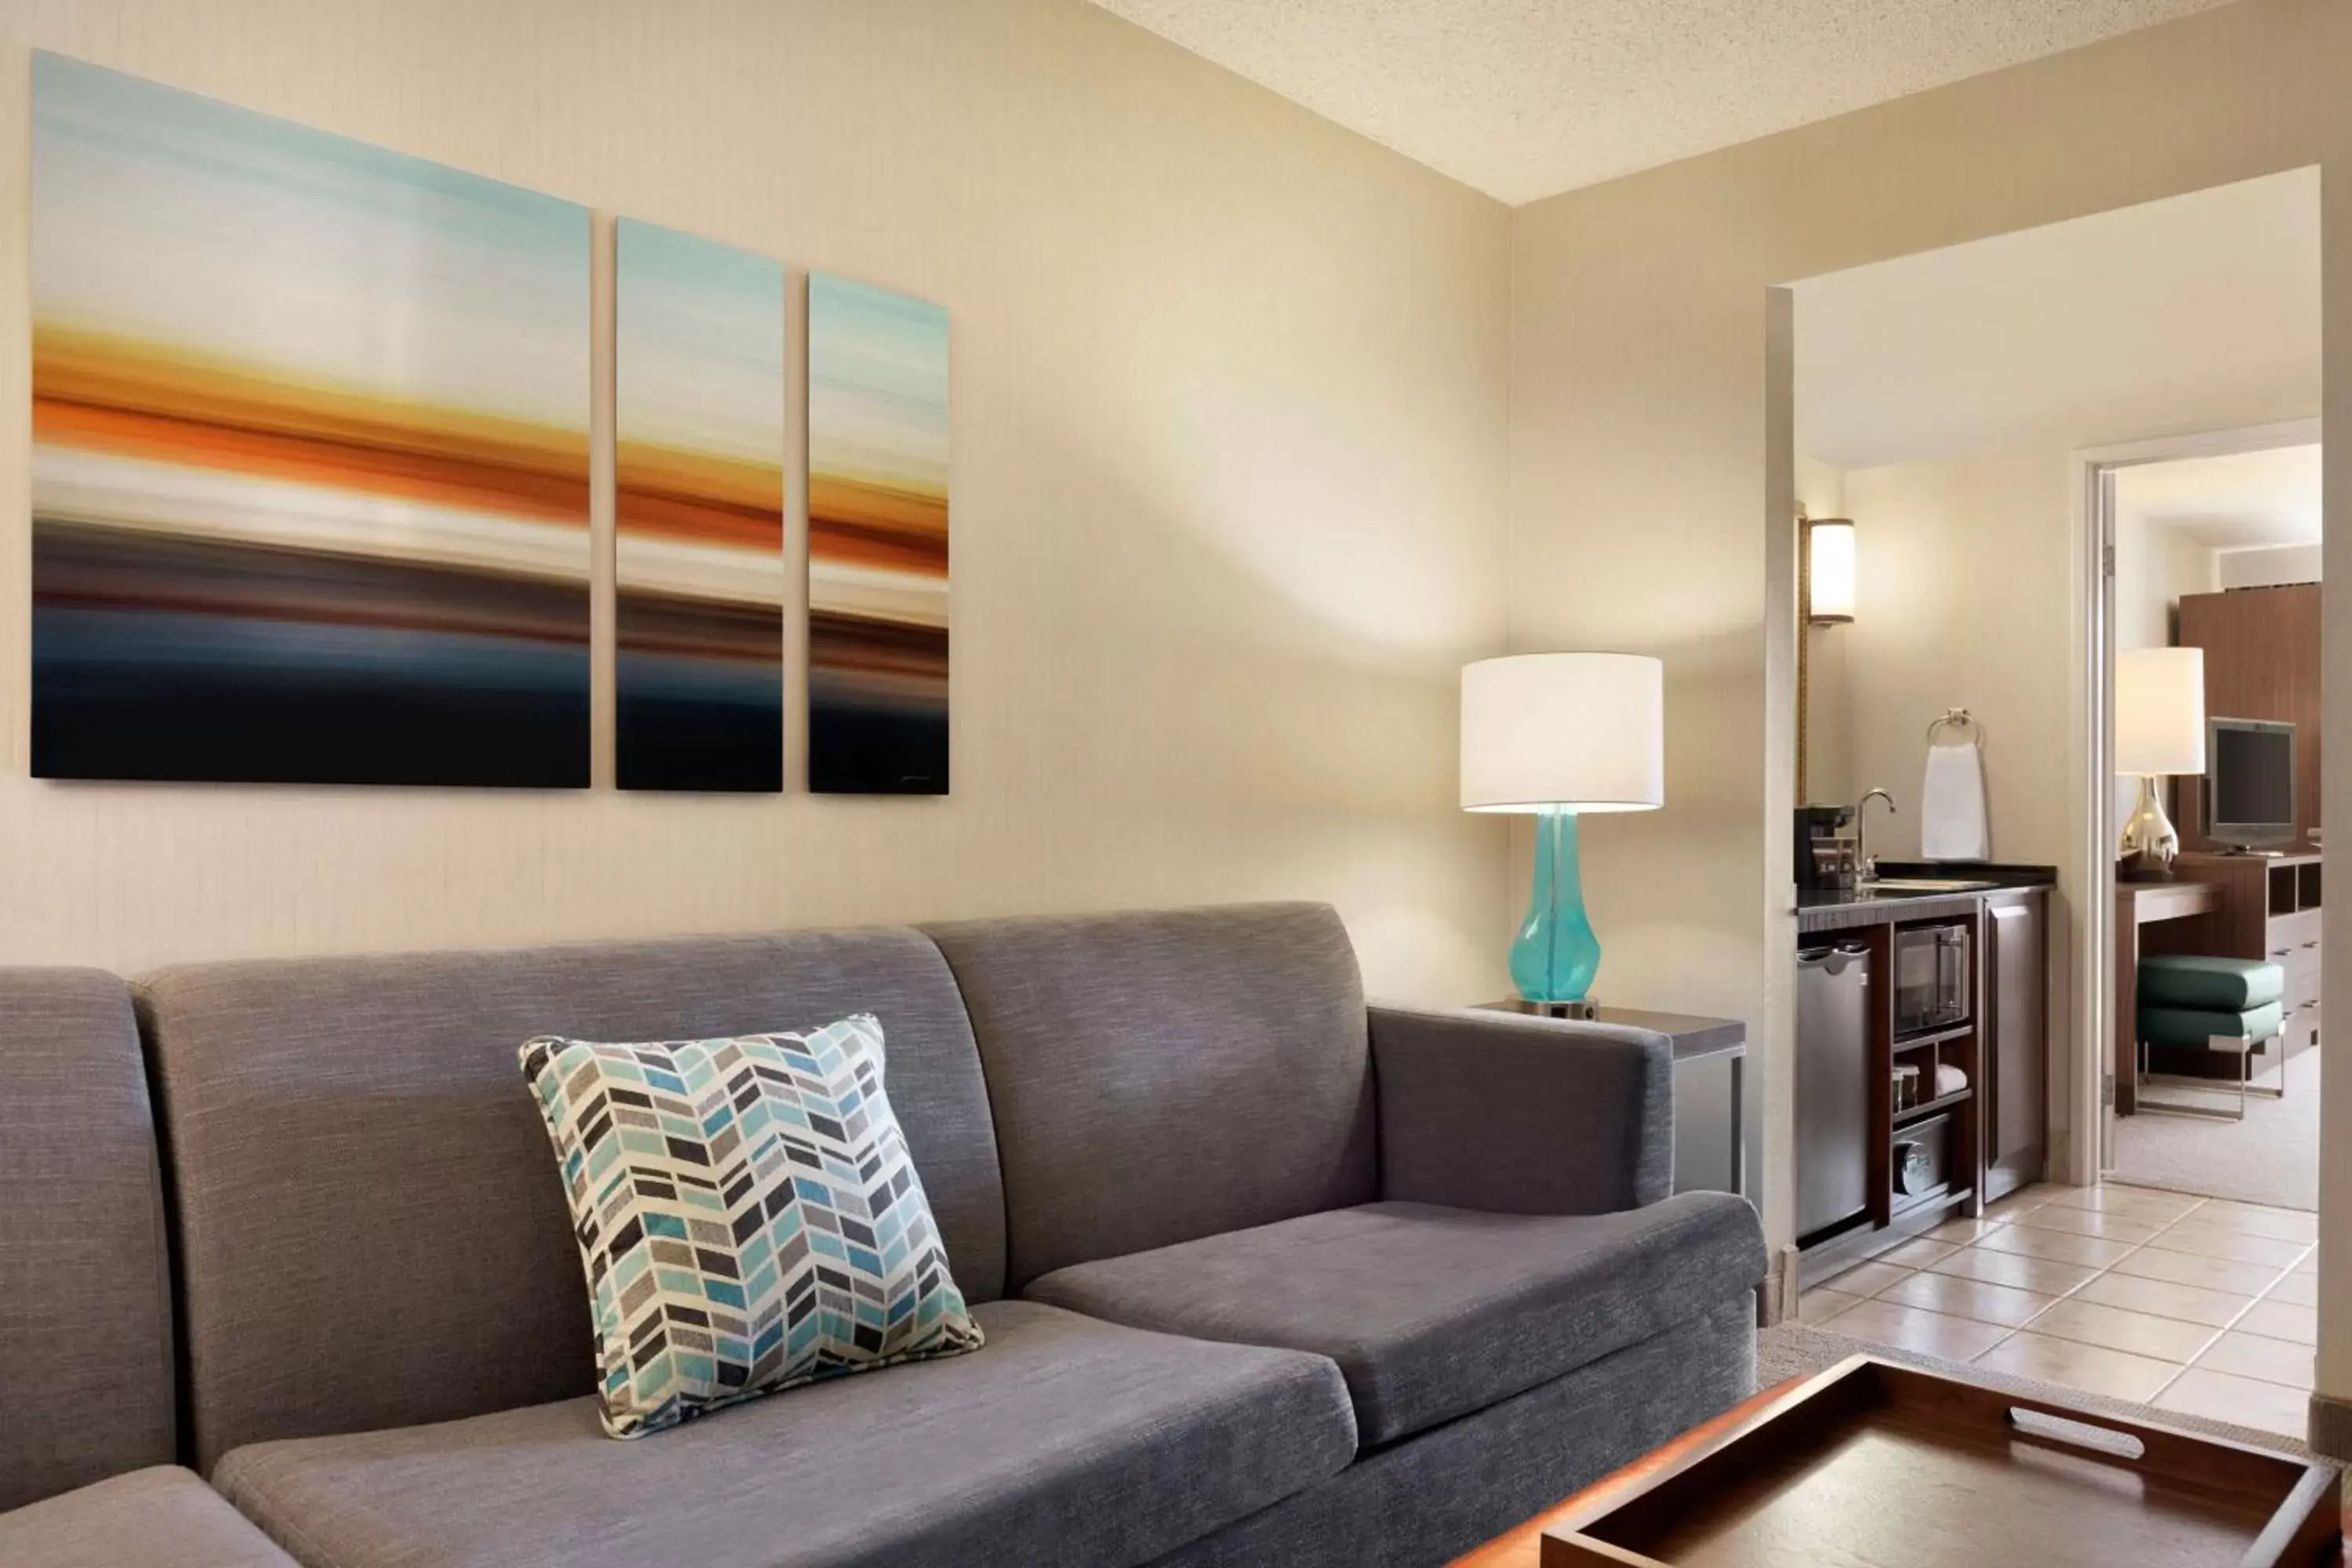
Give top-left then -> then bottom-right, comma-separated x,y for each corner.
520,1014 -> 985,1438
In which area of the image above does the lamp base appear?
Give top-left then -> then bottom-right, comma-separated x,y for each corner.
1511,807 -> 1602,1004
2118,775 -> 2180,883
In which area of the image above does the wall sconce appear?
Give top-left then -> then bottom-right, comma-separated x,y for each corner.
1804,517 -> 1857,625
1797,514 -> 1856,804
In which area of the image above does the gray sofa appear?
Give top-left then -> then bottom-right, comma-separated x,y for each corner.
0,902 -> 1766,1567
0,970 -> 297,1568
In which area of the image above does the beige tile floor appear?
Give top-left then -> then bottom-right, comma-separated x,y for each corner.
1799,1182 -> 2318,1437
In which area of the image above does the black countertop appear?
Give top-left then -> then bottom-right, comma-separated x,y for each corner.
1796,863 -> 2054,934
1869,861 -> 2058,887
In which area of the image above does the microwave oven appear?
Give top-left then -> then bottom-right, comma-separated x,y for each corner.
1893,924 -> 1969,1036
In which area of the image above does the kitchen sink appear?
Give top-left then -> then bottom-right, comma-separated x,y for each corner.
1860,877 -> 1999,895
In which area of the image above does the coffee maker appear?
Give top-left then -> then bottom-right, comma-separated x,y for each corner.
1795,805 -> 1860,891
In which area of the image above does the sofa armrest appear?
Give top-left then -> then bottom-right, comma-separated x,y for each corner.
1369,1004 -> 1673,1214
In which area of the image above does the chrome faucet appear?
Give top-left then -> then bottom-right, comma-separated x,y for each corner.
1857,789 -> 1897,881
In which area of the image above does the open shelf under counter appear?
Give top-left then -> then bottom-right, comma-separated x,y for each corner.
1891,1022 -> 1972,1053
1895,1086 -> 1972,1126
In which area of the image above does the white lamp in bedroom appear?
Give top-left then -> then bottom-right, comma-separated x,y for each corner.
2115,646 -> 2206,880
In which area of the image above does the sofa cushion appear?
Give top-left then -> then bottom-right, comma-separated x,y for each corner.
0,1467 -> 296,1568
140,927 -> 1005,1468
0,968 -> 176,1511
212,1301 -> 1356,1568
923,904 -> 1376,1289
1024,1194 -> 1766,1446
521,1016 -> 985,1438
1150,1296 -> 1758,1568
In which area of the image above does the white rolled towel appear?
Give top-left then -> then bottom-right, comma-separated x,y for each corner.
1920,740 -> 1990,862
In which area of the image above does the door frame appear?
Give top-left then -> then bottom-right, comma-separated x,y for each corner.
2067,417 -> 2321,1181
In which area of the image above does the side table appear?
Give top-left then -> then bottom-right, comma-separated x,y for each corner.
1476,1000 -> 1747,1197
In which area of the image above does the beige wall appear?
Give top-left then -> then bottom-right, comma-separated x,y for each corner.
0,0 -> 1516,1000
1509,0 -> 2352,1412
1835,448 -> 2078,872
1822,444 -> 2234,867
2118,517 -> 2220,656
2115,503 -> 2223,832
2220,540 -> 2323,587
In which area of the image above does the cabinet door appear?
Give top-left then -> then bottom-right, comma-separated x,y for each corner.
1987,898 -> 2047,1197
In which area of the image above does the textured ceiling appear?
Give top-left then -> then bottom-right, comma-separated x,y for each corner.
1087,0 -> 2237,205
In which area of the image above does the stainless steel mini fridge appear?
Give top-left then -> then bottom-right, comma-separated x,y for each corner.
1796,942 -> 1871,1240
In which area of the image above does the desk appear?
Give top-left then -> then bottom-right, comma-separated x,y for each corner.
2114,880 -> 2220,1116
1479,1001 -> 1745,1196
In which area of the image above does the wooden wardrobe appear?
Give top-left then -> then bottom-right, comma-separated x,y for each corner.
2172,582 -> 2321,854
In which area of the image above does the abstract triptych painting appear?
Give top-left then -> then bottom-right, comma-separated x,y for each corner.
29,55 -> 948,795
806,274 -> 952,795
615,219 -> 786,792
30,52 -> 593,786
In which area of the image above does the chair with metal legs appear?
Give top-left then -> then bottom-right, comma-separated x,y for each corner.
2135,1029 -> 2286,1121
2134,954 -> 2288,1123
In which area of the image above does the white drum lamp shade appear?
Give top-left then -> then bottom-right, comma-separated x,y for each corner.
1461,652 -> 1664,813
2115,648 -> 2206,777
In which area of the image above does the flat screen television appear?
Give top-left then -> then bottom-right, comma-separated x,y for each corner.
2207,717 -> 2296,850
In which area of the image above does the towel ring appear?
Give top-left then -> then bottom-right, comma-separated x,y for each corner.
1926,708 -> 1986,746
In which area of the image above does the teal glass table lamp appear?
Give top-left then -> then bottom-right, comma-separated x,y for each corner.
1460,652 -> 1665,1011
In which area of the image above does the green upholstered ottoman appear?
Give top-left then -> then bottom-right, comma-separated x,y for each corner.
2136,956 -> 2288,1121
2137,954 -> 2284,1012
2140,1000 -> 2284,1048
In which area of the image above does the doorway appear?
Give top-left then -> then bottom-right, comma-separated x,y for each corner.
1781,167 -> 2322,1434
2088,428 -> 2324,1213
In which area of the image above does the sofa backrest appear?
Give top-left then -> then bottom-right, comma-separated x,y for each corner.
924,903 -> 1374,1289
0,968 -> 178,1509
138,927 -> 1004,1468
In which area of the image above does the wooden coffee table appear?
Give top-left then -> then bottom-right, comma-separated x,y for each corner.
1452,1355 -> 2341,1568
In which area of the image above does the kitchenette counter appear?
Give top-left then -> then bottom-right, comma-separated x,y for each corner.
1797,863 -> 2055,934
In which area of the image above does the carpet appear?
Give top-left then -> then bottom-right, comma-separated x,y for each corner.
1758,1321 -> 2314,1460
2107,1038 -> 2320,1211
